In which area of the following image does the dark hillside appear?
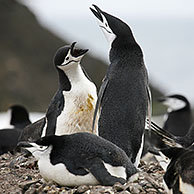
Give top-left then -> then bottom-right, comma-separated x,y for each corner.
0,0 -> 163,114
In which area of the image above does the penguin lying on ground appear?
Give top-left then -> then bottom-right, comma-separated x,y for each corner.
18,132 -> 137,186
90,5 -> 151,167
0,105 -> 31,155
21,42 -> 98,141
147,121 -> 194,194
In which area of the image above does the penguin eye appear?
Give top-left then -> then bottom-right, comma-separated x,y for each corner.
39,146 -> 43,149
105,23 -> 108,27
66,57 -> 69,61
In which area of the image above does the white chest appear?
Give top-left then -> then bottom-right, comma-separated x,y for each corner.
55,79 -> 98,136
38,158 -> 99,186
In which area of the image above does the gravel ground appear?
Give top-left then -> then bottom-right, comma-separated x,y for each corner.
0,152 -> 167,194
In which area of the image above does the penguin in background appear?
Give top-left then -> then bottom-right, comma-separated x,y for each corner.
147,120 -> 194,149
21,42 -> 98,141
161,146 -> 194,194
159,94 -> 193,136
90,5 -> 150,167
18,132 -> 137,186
147,121 -> 194,194
0,104 -> 31,130
0,105 -> 31,155
150,94 -> 193,151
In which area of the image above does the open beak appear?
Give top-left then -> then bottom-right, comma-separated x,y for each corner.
70,42 -> 88,57
90,4 -> 103,22
17,141 -> 33,148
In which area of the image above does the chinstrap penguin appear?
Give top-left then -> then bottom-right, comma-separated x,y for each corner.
148,127 -> 194,194
20,42 -> 98,141
90,5 -> 150,167
159,94 -> 192,136
0,104 -> 31,130
146,120 -> 194,170
42,42 -> 98,136
18,132 -> 137,186
146,94 -> 192,159
0,105 -> 31,155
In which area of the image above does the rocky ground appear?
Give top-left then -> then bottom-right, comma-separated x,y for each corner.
0,152 -> 167,194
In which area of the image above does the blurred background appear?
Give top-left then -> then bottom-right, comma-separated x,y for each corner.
0,0 -> 193,117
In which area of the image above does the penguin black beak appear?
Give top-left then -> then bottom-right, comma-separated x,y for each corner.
17,141 -> 33,148
70,42 -> 89,57
90,4 -> 103,22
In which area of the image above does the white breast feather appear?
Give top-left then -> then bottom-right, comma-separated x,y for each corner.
179,176 -> 194,194
38,153 -> 99,186
55,65 -> 98,136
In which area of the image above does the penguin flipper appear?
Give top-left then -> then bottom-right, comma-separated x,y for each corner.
86,157 -> 126,186
92,77 -> 109,132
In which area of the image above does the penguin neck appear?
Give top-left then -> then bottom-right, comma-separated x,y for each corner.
109,40 -> 143,65
57,63 -> 85,91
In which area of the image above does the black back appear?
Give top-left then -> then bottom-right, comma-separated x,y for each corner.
164,107 -> 192,137
0,128 -> 22,155
36,133 -> 137,178
98,19 -> 148,162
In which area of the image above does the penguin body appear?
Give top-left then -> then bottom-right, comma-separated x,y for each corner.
0,105 -> 31,130
159,94 -> 192,136
0,105 -> 31,155
0,128 -> 21,155
159,147 -> 194,194
42,42 -> 98,137
90,5 -> 149,166
18,132 -> 137,186
20,43 -> 98,141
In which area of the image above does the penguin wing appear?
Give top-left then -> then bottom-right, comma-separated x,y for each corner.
85,157 -> 126,186
92,77 -> 109,132
20,117 -> 46,141
45,90 -> 65,135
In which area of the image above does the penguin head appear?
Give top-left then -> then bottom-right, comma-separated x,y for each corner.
158,94 -> 189,112
54,42 -> 88,71
90,4 -> 136,47
17,135 -> 59,160
9,105 -> 31,128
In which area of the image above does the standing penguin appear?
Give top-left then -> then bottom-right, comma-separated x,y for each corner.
90,5 -> 150,167
21,43 -> 98,141
158,94 -> 192,136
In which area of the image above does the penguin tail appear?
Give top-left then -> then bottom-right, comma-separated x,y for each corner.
145,119 -> 182,148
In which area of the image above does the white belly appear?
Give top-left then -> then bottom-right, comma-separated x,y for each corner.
38,159 -> 99,186
179,176 -> 194,194
55,80 -> 98,136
